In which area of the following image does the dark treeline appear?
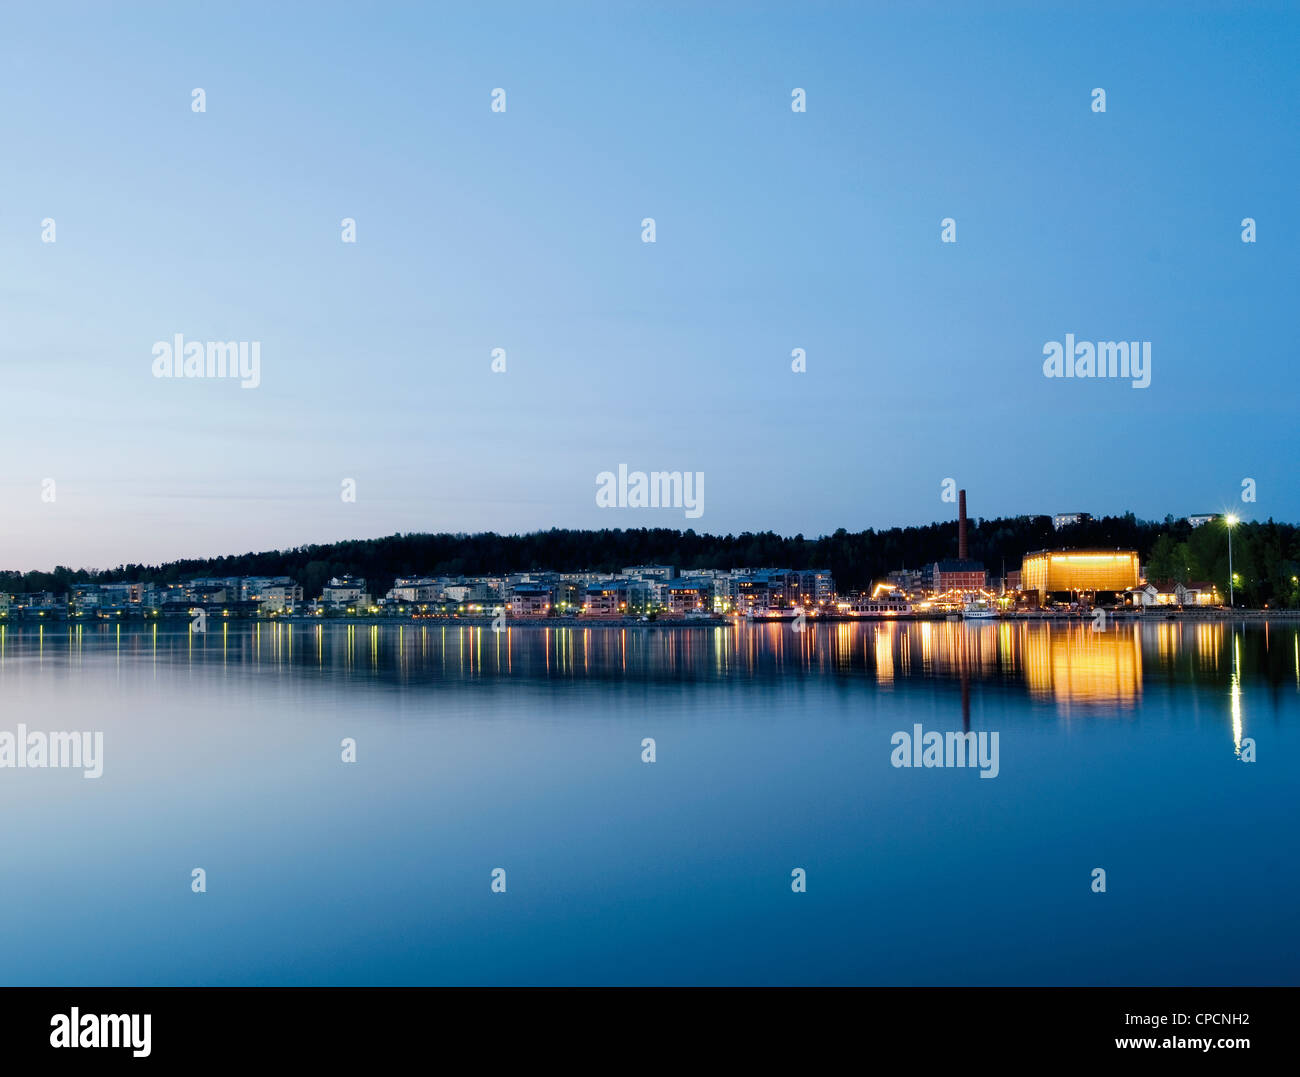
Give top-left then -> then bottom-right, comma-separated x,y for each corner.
5,514 -> 1300,607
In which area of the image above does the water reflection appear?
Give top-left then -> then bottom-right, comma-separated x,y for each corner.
0,617 -> 1295,986
2,619 -> 1294,709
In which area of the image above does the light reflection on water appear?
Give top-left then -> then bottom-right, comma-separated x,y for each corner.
3,618 -> 1292,712
0,620 -> 1295,986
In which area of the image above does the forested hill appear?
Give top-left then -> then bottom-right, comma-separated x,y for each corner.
5,514 -> 1299,607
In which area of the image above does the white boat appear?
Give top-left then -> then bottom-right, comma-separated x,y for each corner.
840,596 -> 912,618
962,598 -> 999,620
745,607 -> 803,622
838,585 -> 913,618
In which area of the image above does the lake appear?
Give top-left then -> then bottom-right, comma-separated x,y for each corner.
0,619 -> 1294,985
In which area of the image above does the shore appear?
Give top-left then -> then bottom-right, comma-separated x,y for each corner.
5,609 -> 1299,628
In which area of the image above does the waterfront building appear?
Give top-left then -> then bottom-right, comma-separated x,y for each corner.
798,569 -> 836,605
68,582 -> 146,612
583,579 -> 650,617
619,566 -> 679,607
665,578 -> 712,615
1126,583 -> 1159,606
1178,581 -> 1221,606
1187,514 -> 1220,528
1146,580 -> 1180,606
192,583 -> 230,605
102,582 -> 146,606
443,581 -> 494,603
930,559 -> 987,595
1022,549 -> 1139,604
149,584 -> 193,610
734,569 -> 802,611
550,578 -> 586,611
252,583 -> 301,613
322,577 -> 369,609
70,584 -> 102,610
387,577 -> 442,603
13,592 -> 64,612
67,582 -> 147,613
241,577 -> 303,607
508,583 -> 554,617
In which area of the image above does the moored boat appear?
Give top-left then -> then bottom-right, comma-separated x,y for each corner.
962,598 -> 1000,620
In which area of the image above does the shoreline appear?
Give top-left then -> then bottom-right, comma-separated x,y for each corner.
3,609 -> 1299,628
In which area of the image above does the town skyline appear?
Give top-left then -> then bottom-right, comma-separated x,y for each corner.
4,504 -> 1295,614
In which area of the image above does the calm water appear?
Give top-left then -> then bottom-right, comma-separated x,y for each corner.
0,619 -> 1295,986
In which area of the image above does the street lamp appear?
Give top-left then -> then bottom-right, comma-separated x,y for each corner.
1225,514 -> 1238,607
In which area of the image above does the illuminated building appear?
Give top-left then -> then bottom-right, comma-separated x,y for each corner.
322,576 -> 369,609
1051,512 -> 1092,530
1021,549 -> 1139,603
1145,579 -> 1222,607
387,577 -> 442,603
734,570 -> 802,611
583,580 -> 649,617
508,584 -> 553,617
1178,581 -> 1221,606
930,559 -> 987,594
798,569 -> 836,604
665,578 -> 712,614
1126,583 -> 1159,606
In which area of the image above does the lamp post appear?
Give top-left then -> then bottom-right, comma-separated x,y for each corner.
1225,514 -> 1238,608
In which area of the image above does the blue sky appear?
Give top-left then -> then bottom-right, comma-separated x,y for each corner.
2,1 -> 1296,569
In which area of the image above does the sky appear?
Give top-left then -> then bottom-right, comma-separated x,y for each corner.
1,1 -> 1296,571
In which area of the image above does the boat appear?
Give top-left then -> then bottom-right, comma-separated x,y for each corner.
962,598 -> 999,620
839,596 -> 913,618
745,607 -> 803,622
837,585 -> 913,619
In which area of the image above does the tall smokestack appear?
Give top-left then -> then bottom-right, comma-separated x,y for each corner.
958,489 -> 968,561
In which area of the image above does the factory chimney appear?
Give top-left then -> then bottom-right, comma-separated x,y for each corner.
958,489 -> 968,561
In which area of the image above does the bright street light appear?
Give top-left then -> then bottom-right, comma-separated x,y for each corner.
1225,515 -> 1238,607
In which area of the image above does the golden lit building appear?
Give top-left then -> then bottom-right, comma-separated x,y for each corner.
1021,549 -> 1140,603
